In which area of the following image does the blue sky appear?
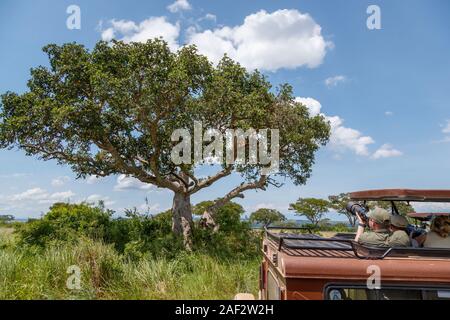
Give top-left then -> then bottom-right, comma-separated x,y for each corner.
1,0 -> 450,219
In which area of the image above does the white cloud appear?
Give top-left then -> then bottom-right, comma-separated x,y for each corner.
296,96 -> 403,159
98,9 -> 328,71
114,174 -> 153,191
187,9 -> 330,71
371,144 -> 403,159
442,120 -> 450,134
296,97 -> 374,156
51,176 -> 70,187
0,173 -> 30,178
85,175 -> 103,185
295,97 -> 322,116
7,188 -> 75,204
433,120 -> 450,143
50,191 -> 74,199
139,202 -> 161,213
101,17 -> 180,51
251,203 -> 288,212
45,191 -> 76,203
202,13 -> 217,22
167,0 -> 191,13
433,136 -> 450,144
9,188 -> 48,201
110,19 -> 138,34
385,111 -> 393,116
85,194 -> 103,202
325,75 -> 346,87
101,28 -> 115,42
85,194 -> 116,206
327,115 -> 375,156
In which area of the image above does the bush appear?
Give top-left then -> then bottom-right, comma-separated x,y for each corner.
192,202 -> 261,259
18,202 -> 113,246
2,201 -> 262,299
16,200 -> 261,261
330,222 -> 356,233
108,209 -> 184,259
0,215 -> 15,227
317,222 -> 355,233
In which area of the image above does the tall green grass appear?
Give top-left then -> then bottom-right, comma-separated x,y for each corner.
0,231 -> 259,300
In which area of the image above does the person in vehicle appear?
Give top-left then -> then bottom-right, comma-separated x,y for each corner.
387,215 -> 411,247
355,207 -> 391,247
421,215 -> 450,248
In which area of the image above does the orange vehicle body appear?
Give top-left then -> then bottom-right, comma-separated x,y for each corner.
260,235 -> 450,300
258,189 -> 450,300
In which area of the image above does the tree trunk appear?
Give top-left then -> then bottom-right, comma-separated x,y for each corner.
172,192 -> 193,251
201,208 -> 219,232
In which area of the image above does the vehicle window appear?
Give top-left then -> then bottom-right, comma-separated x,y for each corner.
326,287 -> 450,300
266,271 -> 280,300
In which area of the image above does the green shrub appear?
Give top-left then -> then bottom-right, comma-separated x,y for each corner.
18,202 -> 113,246
331,222 -> 355,232
192,202 -> 261,259
108,209 -> 184,259
318,222 -> 355,233
1,200 -> 262,300
16,200 -> 261,261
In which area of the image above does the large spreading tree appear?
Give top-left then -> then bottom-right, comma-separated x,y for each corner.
0,39 -> 330,249
249,208 -> 286,227
328,193 -> 357,227
289,198 -> 331,227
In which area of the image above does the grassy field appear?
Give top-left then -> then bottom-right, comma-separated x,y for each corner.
0,227 -> 260,300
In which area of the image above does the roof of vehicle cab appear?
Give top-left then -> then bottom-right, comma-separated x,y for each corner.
408,212 -> 450,218
349,189 -> 450,202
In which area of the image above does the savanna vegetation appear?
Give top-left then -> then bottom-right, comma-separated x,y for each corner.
0,198 -> 356,300
0,201 -> 261,300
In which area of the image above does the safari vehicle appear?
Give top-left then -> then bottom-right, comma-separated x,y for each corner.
257,189 -> 450,300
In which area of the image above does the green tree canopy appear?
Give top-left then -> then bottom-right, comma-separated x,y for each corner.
193,201 -> 247,232
289,198 -> 330,227
0,39 -> 330,249
328,193 -> 357,227
368,201 -> 415,216
249,208 -> 286,227
0,215 -> 14,222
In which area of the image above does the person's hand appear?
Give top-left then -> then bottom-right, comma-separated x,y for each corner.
356,212 -> 365,224
414,233 -> 427,247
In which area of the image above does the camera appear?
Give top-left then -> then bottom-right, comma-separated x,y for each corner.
346,202 -> 369,222
405,224 -> 426,238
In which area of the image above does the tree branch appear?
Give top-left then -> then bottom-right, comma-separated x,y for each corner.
97,138 -> 183,193
207,175 -> 268,212
189,166 -> 233,195
171,171 -> 190,190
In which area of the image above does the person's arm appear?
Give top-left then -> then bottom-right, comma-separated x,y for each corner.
354,215 -> 366,242
413,233 -> 427,247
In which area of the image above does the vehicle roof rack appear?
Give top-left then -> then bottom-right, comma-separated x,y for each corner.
265,229 -> 450,260
265,224 -> 315,233
349,189 -> 450,202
